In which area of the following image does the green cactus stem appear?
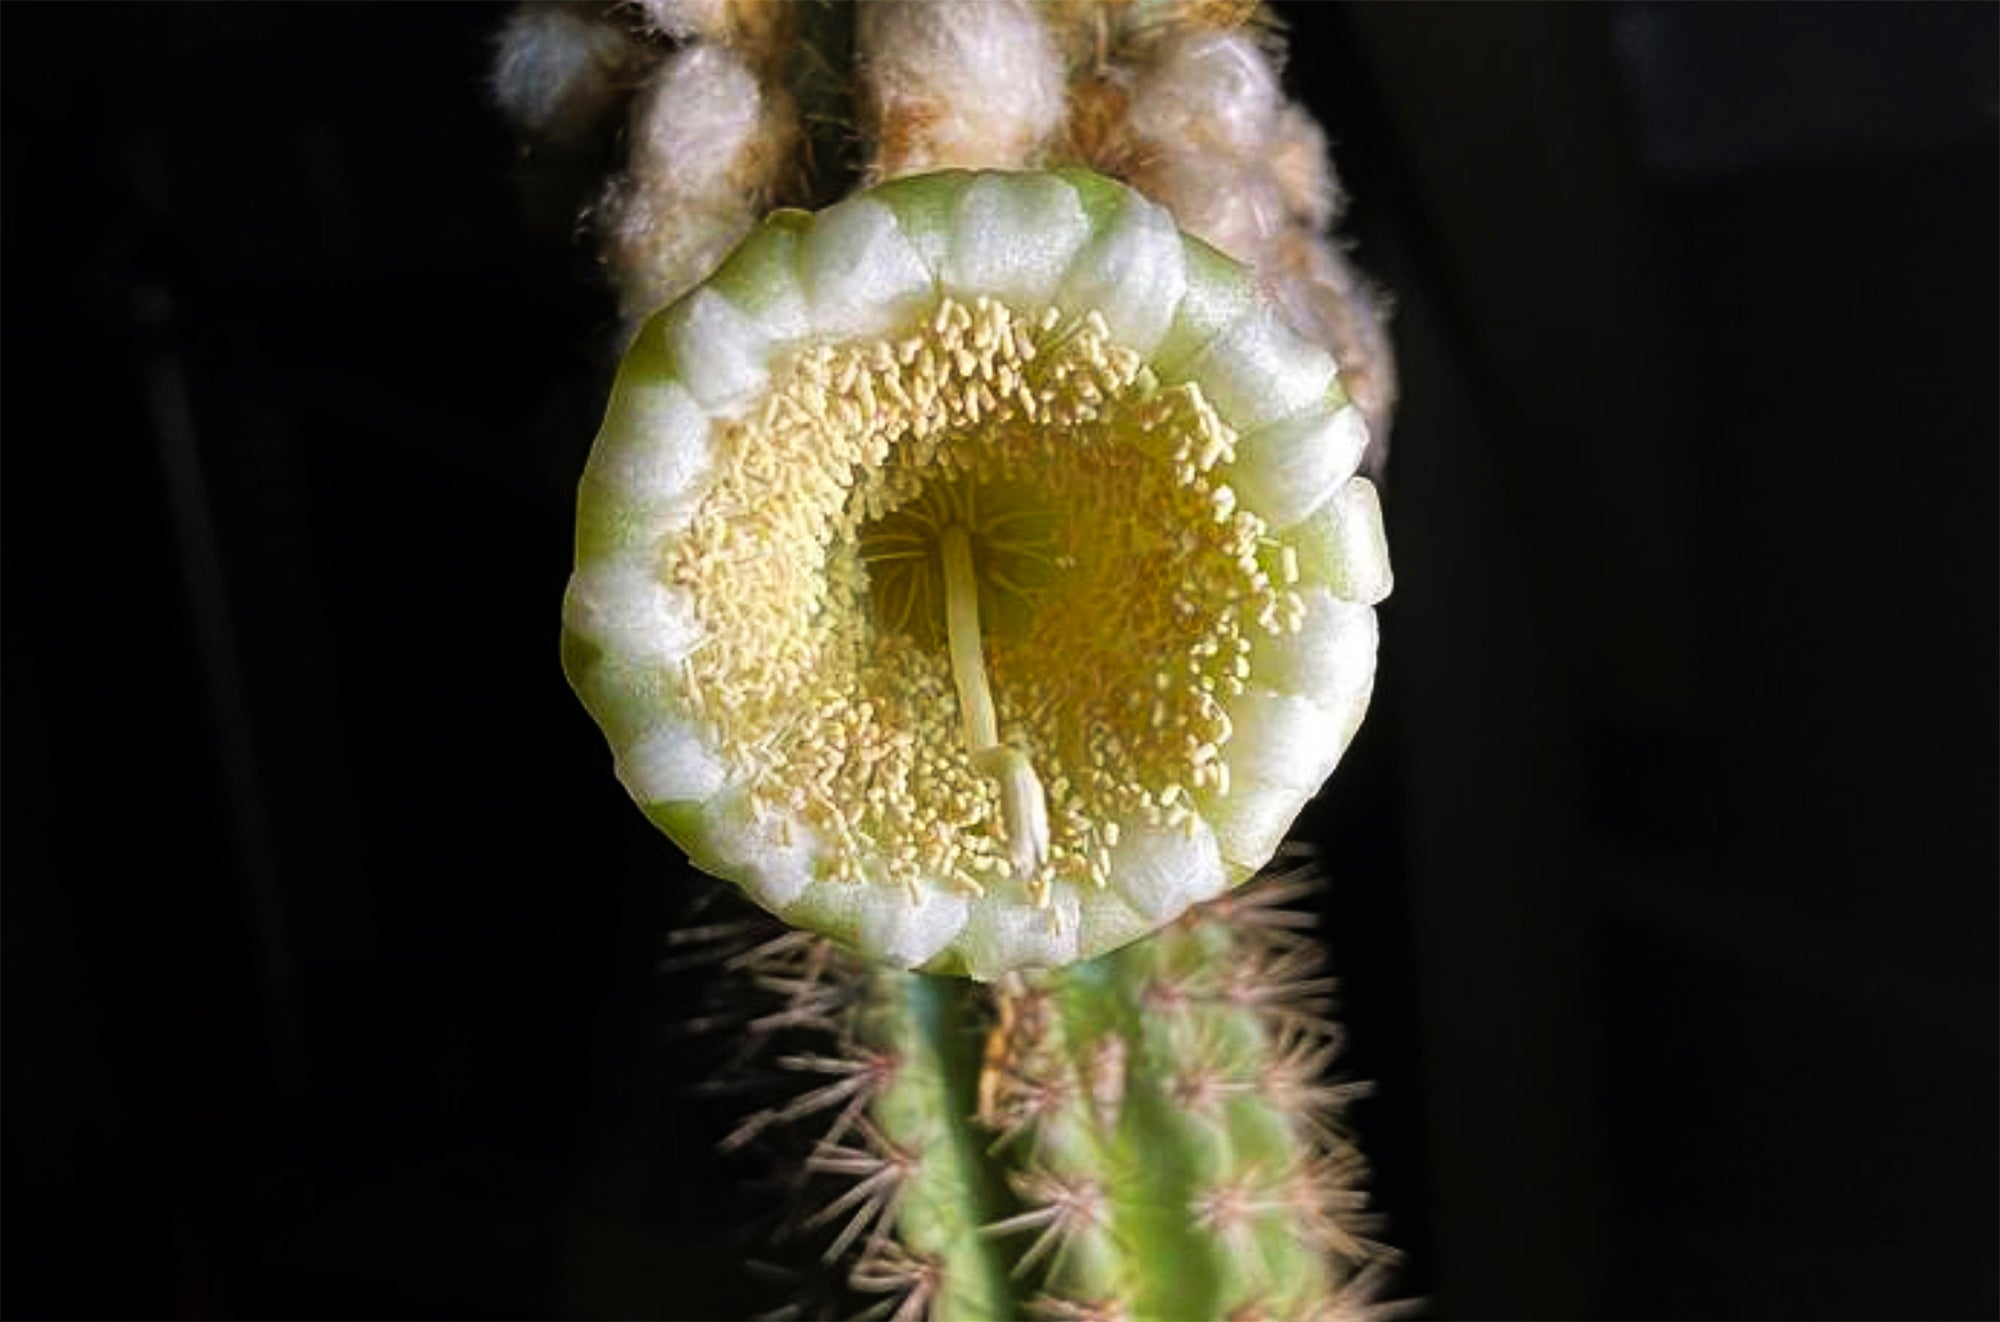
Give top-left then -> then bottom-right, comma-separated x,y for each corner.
706,860 -> 1397,1321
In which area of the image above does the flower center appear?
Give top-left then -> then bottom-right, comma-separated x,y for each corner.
669,297 -> 1304,907
858,475 -> 1058,651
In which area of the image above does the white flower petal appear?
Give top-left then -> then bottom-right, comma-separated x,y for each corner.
1075,889 -> 1153,962
854,885 -> 972,970
1322,671 -> 1377,767
1202,777 -> 1305,872
1250,589 -> 1378,704
801,196 -> 936,340
1056,188 -> 1187,356
1106,815 -> 1226,921
567,647 -> 692,748
778,883 -> 862,951
708,220 -> 813,343
616,722 -> 726,804
1226,687 -> 1346,792
1184,306 -> 1338,432
582,377 -> 716,520
1291,476 -> 1394,604
701,785 -> 820,909
561,561 -> 704,668
570,494 -> 685,566
865,172 -> 959,271
661,287 -> 771,411
959,888 -> 1082,980
1232,403 -> 1368,531
943,173 -> 1090,309
1151,238 -> 1260,374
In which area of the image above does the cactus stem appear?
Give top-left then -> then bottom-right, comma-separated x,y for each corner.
688,862 -> 1395,1318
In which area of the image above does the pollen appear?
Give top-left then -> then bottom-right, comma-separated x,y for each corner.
669,296 -> 1303,908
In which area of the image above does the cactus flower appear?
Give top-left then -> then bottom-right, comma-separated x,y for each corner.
562,168 -> 1389,978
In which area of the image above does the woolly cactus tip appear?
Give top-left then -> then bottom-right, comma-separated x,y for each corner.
561,168 -> 1390,978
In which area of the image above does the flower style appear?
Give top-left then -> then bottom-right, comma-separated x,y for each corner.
562,169 -> 1390,979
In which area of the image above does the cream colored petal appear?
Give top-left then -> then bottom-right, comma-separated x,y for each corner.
1232,403 -> 1369,531
959,888 -> 1082,980
1075,888 -> 1153,963
1225,686 -> 1346,792
865,171 -> 961,271
801,196 -> 937,340
1200,778 -> 1309,873
586,376 -> 714,508
1184,306 -> 1338,432
1290,476 -> 1394,605
561,561 -> 703,669
1151,238 -> 1260,374
701,784 -> 820,910
616,722 -> 726,805
576,378 -> 717,561
1250,589 -> 1378,706
1056,187 -> 1187,357
942,172 -> 1090,309
853,884 -> 973,970
706,219 -> 814,343
566,647 -> 693,749
660,287 -> 771,411
1105,815 -> 1226,921
1216,683 -> 1377,871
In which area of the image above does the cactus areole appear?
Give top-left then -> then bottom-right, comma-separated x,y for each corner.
562,169 -> 1390,978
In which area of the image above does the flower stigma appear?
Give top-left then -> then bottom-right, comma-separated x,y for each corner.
940,521 -> 1052,888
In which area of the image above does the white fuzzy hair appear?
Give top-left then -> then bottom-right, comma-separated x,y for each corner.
858,0 -> 1067,178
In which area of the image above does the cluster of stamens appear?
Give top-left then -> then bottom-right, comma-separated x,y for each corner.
669,296 -> 1305,908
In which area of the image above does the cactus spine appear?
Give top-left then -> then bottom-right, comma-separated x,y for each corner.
500,1 -> 1399,1315
703,864 -> 1392,1320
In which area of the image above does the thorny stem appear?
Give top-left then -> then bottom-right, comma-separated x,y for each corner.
941,523 -> 1052,890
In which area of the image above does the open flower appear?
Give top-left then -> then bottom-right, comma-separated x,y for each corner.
562,169 -> 1389,979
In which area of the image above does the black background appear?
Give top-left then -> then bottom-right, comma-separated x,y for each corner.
4,4 -> 1994,1318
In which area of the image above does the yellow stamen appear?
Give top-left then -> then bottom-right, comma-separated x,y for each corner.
668,296 -> 1298,906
